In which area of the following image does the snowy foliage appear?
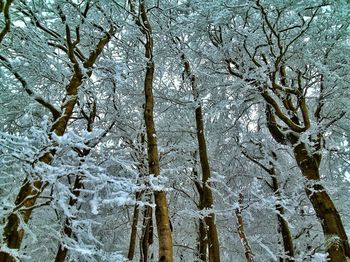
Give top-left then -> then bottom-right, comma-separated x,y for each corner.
1,0 -> 349,261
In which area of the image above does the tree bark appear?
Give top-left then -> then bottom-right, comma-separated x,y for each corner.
271,173 -> 294,261
235,192 -> 255,262
139,205 -> 154,262
294,143 -> 350,261
54,175 -> 83,262
128,192 -> 141,261
0,22 -> 115,261
130,1 -> 174,260
182,56 -> 221,262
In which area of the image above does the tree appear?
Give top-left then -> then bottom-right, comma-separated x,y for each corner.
129,0 -> 173,260
0,1 -> 116,260
1,0 -> 349,261
206,0 -> 350,260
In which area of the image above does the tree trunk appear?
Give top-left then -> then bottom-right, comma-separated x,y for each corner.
294,143 -> 350,261
242,149 -> 295,261
182,56 -> 221,262
0,24 -> 115,261
0,153 -> 51,262
265,102 -> 350,261
128,191 -> 142,261
130,1 -> 173,259
271,173 -> 294,261
54,175 -> 83,262
128,133 -> 148,261
197,218 -> 208,261
235,192 -> 255,262
140,205 -> 154,262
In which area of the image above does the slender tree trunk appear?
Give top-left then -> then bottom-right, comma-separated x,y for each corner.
128,133 -> 148,261
54,175 -> 83,262
140,205 -> 153,262
182,57 -> 221,262
235,192 -> 255,262
192,157 -> 208,261
130,1 -> 173,260
128,192 -> 142,260
127,204 -> 139,260
294,143 -> 350,261
242,149 -> 295,261
271,173 -> 294,261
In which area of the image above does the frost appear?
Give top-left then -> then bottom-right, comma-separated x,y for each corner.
256,239 -> 277,261
310,253 -> 327,262
325,234 -> 341,251
90,194 -> 100,215
0,245 -> 31,261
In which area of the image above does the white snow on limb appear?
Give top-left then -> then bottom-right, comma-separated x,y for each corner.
51,131 -> 90,151
256,239 -> 277,261
72,246 -> 95,256
310,253 -> 327,262
325,234 -> 341,251
143,174 -> 170,192
102,191 -> 135,207
0,245 -> 31,261
90,194 -> 100,215
305,179 -> 325,197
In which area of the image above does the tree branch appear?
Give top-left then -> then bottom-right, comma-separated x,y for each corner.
0,55 -> 61,119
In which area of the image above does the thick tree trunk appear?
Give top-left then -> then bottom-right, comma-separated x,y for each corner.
0,153 -> 51,262
294,143 -> 350,261
143,37 -> 173,262
197,218 -> 208,261
265,101 -> 350,261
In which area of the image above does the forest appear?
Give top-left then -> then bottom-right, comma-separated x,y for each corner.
0,0 -> 349,261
